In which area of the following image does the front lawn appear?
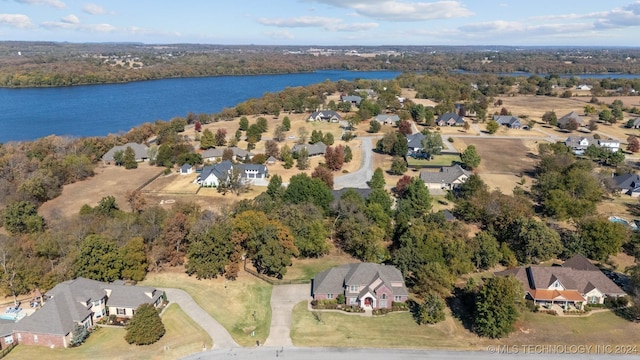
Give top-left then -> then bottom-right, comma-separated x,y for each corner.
281,252 -> 359,283
407,154 -> 461,168
7,303 -> 211,360
140,270 -> 272,347
290,301 -> 486,349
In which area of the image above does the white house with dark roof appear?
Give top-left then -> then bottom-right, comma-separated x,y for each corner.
198,160 -> 268,187
420,165 -> 472,190
565,136 -> 620,155
308,110 -> 342,122
13,278 -> 163,348
312,263 -> 408,309
101,143 -> 149,164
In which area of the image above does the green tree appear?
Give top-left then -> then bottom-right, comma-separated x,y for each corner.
389,156 -> 407,175
599,109 -> 613,123
120,237 -> 148,282
369,120 -> 381,133
3,201 -> 45,235
296,147 -> 309,170
283,173 -> 333,214
577,217 -> 629,262
461,145 -> 481,170
266,174 -> 284,199
282,116 -> 291,131
70,324 -> 89,347
215,128 -> 227,146
186,221 -> 234,279
123,146 -> 138,169
473,276 -> 522,339
239,116 -> 249,131
310,130 -> 324,144
113,149 -> 124,166
74,235 -> 123,282
323,132 -> 335,145
486,120 -> 500,134
256,117 -> 268,133
472,231 -> 502,270
542,111 -> 557,126
281,145 -> 294,169
420,130 -> 443,157
414,292 -> 445,325
369,167 -> 386,190
396,177 -> 432,219
95,195 -> 119,217
503,217 -> 563,264
200,129 -> 215,149
125,303 -> 165,345
343,145 -> 353,163
276,203 -> 330,258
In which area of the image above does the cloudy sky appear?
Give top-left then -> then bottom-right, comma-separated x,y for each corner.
1,0 -> 640,46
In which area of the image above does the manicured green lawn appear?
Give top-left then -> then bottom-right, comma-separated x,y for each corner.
290,302 -> 486,349
140,271 -> 272,347
7,304 -> 211,360
407,154 -> 461,167
281,252 -> 359,283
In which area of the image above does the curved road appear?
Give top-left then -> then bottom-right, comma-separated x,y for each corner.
333,137 -> 374,189
162,288 -> 239,349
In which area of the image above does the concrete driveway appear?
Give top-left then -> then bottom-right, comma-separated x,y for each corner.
162,288 -> 239,349
263,284 -> 311,347
334,137 -> 374,189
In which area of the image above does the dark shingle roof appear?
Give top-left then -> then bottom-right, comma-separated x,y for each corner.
102,143 -> 149,162
313,263 -> 408,297
292,142 -> 327,156
420,165 -> 471,185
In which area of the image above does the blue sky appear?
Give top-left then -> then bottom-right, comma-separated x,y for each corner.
1,0 -> 640,46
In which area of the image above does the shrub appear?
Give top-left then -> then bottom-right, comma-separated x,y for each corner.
336,294 -> 346,305
448,137 -> 454,143
125,304 -> 165,345
605,296 -> 629,308
70,324 -> 89,347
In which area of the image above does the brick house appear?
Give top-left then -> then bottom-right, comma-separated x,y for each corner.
312,263 -> 408,309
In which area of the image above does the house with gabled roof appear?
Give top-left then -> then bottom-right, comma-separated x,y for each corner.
420,165 -> 472,190
436,113 -> 465,127
198,160 -> 268,187
612,173 -> 640,197
312,263 -> 408,309
308,111 -> 342,123
493,115 -> 523,129
406,133 -> 425,154
101,143 -> 149,164
373,114 -> 400,125
292,142 -> 327,157
341,95 -> 362,106
13,278 -> 163,348
565,136 -> 620,155
558,111 -> 584,128
495,254 -> 626,311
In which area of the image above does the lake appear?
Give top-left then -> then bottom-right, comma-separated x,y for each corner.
0,70 -> 401,143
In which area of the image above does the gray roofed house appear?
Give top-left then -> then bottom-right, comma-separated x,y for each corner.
312,263 -> 408,309
308,110 -> 342,122
180,163 -> 193,175
612,173 -> 640,197
565,136 -> 620,155
199,160 -> 234,187
266,156 -> 277,165
101,143 -> 149,164
292,142 -> 327,157
436,113 -> 465,126
341,95 -> 362,106
228,147 -> 254,161
406,133 -> 425,153
558,111 -> 584,128
420,165 -> 472,190
201,148 -> 225,162
373,114 -> 400,125
493,115 -> 523,129
628,117 -> 640,129
495,254 -> 626,311
13,277 -> 163,348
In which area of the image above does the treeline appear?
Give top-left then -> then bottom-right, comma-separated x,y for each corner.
2,42 -> 640,87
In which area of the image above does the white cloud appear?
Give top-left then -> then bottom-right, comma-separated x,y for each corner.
306,0 -> 473,21
61,14 -> 79,24
14,0 -> 65,8
259,16 -> 377,32
82,3 -> 110,15
0,13 -> 33,28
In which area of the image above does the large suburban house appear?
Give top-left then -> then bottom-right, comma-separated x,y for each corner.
493,115 -> 523,129
564,136 -> 620,155
436,113 -> 465,127
341,95 -> 362,106
406,133 -> 425,154
495,254 -> 626,311
312,263 -> 408,309
558,111 -> 585,128
612,173 -> 640,197
420,165 -> 472,190
308,110 -> 342,122
198,160 -> 268,187
292,142 -> 327,157
201,147 -> 254,163
373,114 -> 400,125
12,278 -> 163,348
101,143 -> 149,164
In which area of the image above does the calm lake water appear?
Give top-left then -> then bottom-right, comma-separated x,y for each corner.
0,70 -> 400,143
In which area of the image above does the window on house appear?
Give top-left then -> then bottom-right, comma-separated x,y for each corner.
116,308 -> 126,315
33,335 -> 38,343
349,285 -> 358,292
349,297 -> 356,304
589,296 -> 598,304
394,296 -> 402,302
327,294 -> 334,299
4,336 -> 13,345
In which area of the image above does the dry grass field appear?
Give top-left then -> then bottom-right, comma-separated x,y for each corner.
39,162 -> 163,220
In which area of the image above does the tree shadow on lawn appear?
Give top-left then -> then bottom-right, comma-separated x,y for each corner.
445,288 -> 476,333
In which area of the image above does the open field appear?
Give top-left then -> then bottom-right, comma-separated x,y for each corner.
38,162 -> 163,220
7,303 -> 212,360
140,269 -> 272,347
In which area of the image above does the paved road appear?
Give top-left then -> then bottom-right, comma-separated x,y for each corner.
162,288 -> 239,349
333,137 -> 374,189
263,284 -> 310,347
181,346 -> 638,360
